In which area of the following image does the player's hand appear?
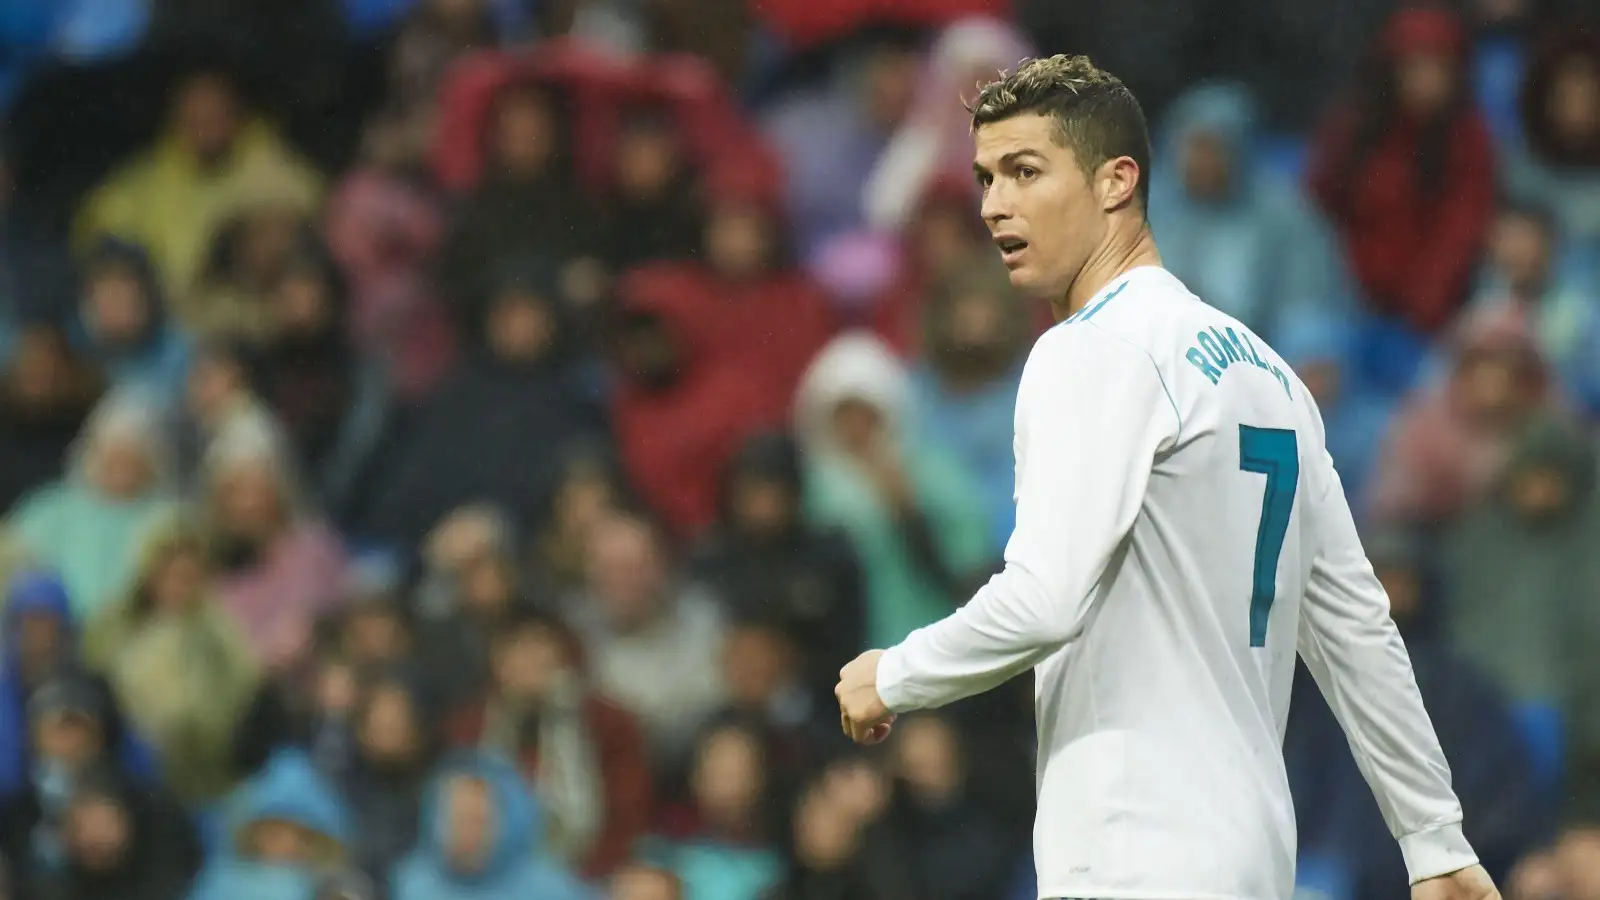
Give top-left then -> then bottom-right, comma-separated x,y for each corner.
836,650 -> 895,745
1411,864 -> 1501,900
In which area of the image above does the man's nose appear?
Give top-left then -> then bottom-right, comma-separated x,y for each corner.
980,184 -> 1010,226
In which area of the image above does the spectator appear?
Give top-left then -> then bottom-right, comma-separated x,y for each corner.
529,447 -> 632,604
413,504 -> 531,707
178,181 -> 320,343
251,245 -> 390,521
0,324 -> 103,512
179,339 -> 285,483
0,669 -> 166,872
17,766 -> 201,900
187,749 -> 352,900
600,107 -> 704,272
909,259 -> 1029,554
655,154 -> 840,422
324,111 -> 454,401
1443,418 -> 1600,769
333,589 -> 415,677
762,31 -> 924,254
71,238 -> 191,404
773,764 -> 910,900
1308,7 -> 1496,334
73,69 -> 324,301
1273,311 -> 1396,511
1505,31 -> 1600,258
1368,305 -> 1557,525
608,864 -> 682,900
201,429 -> 348,674
339,667 -> 435,893
358,258 -> 606,548
1471,201 -> 1600,414
715,618 -> 840,791
388,751 -> 592,900
881,713 -> 1013,900
231,648 -> 363,786
793,332 -> 988,648
690,432 -> 865,703
861,17 -> 1033,234
80,511 -> 259,804
436,82 -> 599,323
1149,82 -> 1353,340
643,717 -> 784,900
865,178 -> 992,357
8,387 -> 176,618
563,512 -> 726,768
0,573 -> 158,802
444,610 -> 652,877
608,268 -> 771,538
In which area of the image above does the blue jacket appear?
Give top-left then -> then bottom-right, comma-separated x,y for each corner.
390,752 -> 594,900
187,749 -> 352,900
1148,82 -> 1354,343
0,570 -> 157,800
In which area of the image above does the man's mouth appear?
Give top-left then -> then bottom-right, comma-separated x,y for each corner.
994,236 -> 1029,264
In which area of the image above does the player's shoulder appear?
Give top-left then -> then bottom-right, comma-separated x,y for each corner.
1032,267 -> 1205,378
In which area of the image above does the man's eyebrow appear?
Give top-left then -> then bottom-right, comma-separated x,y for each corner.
974,149 -> 1047,175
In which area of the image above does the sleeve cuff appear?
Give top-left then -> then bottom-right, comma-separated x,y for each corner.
1399,822 -> 1478,884
876,645 -> 914,714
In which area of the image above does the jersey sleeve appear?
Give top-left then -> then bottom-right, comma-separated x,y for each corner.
1297,455 -> 1479,883
876,324 -> 1181,712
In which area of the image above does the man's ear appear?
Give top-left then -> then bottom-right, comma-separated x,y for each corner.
1098,156 -> 1141,212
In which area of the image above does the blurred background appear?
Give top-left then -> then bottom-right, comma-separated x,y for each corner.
0,0 -> 1598,898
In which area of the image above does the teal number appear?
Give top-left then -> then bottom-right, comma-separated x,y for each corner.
1238,425 -> 1298,647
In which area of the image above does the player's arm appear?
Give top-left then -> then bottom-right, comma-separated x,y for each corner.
875,327 -> 1181,712
1298,457 -> 1480,884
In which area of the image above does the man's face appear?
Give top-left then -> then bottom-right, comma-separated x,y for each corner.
443,777 -> 495,873
492,628 -> 565,700
722,625 -> 792,707
975,114 -> 1105,301
34,712 -> 102,771
15,612 -> 66,681
729,476 -> 795,539
1397,52 -> 1457,117
1549,60 -> 1598,147
585,518 -> 666,630
486,294 -> 555,363
359,686 -> 420,766
1179,131 -> 1233,201
67,795 -> 131,871
174,76 -> 241,164
83,270 -> 150,347
1489,212 -> 1552,292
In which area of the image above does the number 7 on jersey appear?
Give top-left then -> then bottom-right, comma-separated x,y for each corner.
1238,425 -> 1299,647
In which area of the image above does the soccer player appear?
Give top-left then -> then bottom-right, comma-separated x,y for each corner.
833,55 -> 1501,900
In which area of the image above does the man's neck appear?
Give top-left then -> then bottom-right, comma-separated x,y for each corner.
1058,223 -> 1163,321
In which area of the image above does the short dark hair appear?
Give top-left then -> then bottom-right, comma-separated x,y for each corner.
969,54 -> 1152,211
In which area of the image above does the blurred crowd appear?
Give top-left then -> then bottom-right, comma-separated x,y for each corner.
0,0 -> 1598,899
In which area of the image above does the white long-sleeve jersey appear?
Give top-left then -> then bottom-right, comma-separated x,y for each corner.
877,266 -> 1477,900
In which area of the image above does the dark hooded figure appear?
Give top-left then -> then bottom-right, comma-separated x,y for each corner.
689,431 -> 865,702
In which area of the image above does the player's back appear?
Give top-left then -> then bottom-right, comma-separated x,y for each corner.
1031,267 -> 1330,900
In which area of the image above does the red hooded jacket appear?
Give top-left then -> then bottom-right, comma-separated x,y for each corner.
610,267 -> 777,538
1307,8 -> 1496,334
